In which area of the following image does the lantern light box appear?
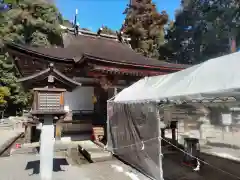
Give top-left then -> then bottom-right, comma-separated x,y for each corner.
31,88 -> 66,115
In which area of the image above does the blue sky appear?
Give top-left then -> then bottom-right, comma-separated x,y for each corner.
56,0 -> 181,32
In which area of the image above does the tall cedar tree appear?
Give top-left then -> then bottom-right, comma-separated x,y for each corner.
1,0 -> 63,47
0,0 -> 63,115
162,0 -> 240,64
122,0 -> 168,59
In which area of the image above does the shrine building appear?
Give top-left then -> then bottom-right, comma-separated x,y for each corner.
5,27 -> 188,141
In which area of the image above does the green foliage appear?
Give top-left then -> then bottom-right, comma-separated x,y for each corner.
0,86 -> 10,106
62,19 -> 73,28
0,53 -> 29,114
161,0 -> 240,64
0,0 -> 63,47
122,0 -> 168,59
0,0 -> 64,115
101,26 -> 116,35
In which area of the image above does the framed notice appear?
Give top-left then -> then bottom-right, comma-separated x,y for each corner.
221,113 -> 232,126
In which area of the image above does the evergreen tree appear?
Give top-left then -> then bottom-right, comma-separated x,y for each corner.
0,53 -> 30,115
122,0 -> 168,59
0,86 -> 10,107
0,0 -> 64,115
162,1 -> 204,64
162,0 -> 240,64
62,19 -> 73,28
0,0 -> 63,47
0,86 -> 10,118
101,26 -> 116,35
81,27 -> 91,31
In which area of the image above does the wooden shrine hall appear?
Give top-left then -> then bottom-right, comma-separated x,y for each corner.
5,28 -> 188,142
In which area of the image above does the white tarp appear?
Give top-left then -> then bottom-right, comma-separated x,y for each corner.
114,52 -> 240,103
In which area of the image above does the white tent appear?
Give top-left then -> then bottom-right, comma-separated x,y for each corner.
109,52 -> 240,180
114,52 -> 240,103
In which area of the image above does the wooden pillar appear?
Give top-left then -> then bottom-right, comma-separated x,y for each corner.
93,87 -> 108,125
93,87 -> 100,125
93,86 -> 108,143
55,123 -> 62,140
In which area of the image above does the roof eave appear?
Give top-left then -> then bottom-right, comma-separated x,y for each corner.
5,43 -> 189,71
5,43 -> 75,63
83,54 -> 187,71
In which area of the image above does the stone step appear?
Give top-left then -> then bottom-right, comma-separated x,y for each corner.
78,140 -> 112,163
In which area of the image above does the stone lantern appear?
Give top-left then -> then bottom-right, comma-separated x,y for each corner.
31,87 -> 66,180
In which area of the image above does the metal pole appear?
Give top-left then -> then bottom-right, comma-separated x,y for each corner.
40,115 -> 54,180
157,109 -> 164,180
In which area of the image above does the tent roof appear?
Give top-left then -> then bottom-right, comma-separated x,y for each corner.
114,52 -> 240,103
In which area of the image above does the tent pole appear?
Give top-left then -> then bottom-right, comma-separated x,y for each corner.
157,109 -> 164,180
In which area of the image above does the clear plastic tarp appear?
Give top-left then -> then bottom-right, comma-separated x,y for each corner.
107,101 -> 240,180
106,102 -> 164,180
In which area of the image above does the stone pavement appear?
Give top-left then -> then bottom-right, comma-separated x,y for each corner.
0,128 -> 24,151
0,154 -> 151,180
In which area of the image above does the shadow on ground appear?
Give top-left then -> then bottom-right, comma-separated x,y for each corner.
25,158 -> 69,175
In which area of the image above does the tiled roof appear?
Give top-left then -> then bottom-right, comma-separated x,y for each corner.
6,32 -> 189,70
